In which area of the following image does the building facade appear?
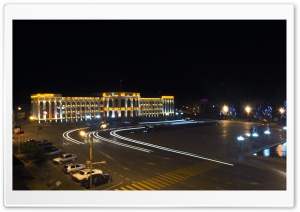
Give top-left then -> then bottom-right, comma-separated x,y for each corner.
31,92 -> 174,122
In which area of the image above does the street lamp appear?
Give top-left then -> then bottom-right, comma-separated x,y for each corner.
80,130 -> 93,190
245,105 -> 251,121
80,130 -> 106,190
279,107 -> 285,116
223,105 -> 228,120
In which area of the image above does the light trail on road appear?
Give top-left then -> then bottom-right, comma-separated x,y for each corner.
62,127 -> 88,145
62,127 -> 153,153
110,127 -> 234,166
62,123 -> 233,166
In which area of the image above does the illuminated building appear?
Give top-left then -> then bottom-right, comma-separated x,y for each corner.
31,92 -> 174,122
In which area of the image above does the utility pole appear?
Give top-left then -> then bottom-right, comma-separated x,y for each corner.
89,136 -> 93,190
88,135 -> 106,190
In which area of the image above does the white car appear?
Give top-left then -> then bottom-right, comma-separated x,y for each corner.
72,168 -> 103,182
62,163 -> 86,174
53,153 -> 77,164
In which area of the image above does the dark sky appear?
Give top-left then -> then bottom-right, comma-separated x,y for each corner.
13,20 -> 286,107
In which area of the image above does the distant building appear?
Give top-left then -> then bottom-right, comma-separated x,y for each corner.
30,92 -> 174,122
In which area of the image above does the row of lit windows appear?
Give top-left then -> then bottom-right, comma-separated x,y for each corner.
141,103 -> 163,106
64,110 -> 100,113
63,104 -> 99,107
62,97 -> 100,100
36,101 -> 101,105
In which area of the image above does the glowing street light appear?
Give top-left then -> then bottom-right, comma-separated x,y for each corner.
79,130 -> 106,190
245,105 -> 251,121
223,105 -> 229,113
80,130 -> 93,190
223,105 -> 229,119
278,107 -> 285,125
245,106 -> 251,115
279,107 -> 285,115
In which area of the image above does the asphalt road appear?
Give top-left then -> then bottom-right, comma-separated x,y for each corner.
13,119 -> 286,191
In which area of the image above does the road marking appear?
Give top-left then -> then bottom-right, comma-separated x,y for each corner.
150,178 -> 170,186
137,182 -> 154,190
156,175 -> 178,184
141,180 -> 161,189
105,182 -> 123,190
162,173 -> 184,182
97,150 -> 114,160
125,185 -> 136,190
113,161 -> 224,190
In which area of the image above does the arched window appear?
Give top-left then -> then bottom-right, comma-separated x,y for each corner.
127,99 -> 131,107
121,99 -> 125,107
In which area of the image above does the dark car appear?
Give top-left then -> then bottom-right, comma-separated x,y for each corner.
44,147 -> 62,156
38,140 -> 53,148
81,174 -> 113,189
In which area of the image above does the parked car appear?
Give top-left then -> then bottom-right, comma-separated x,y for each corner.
62,163 -> 86,174
38,140 -> 53,148
53,153 -> 77,164
44,147 -> 62,156
81,174 -> 113,189
72,168 -> 102,182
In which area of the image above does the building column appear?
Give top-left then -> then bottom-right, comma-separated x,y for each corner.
59,101 -> 63,122
37,101 -> 40,123
138,98 -> 141,116
48,101 -> 51,121
131,98 -> 134,117
125,98 -> 128,117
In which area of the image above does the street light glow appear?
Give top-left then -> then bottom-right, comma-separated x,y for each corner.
279,107 -> 285,114
245,105 -> 251,114
223,105 -> 229,113
79,130 -> 86,137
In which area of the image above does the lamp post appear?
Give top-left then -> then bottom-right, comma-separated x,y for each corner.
89,135 -> 93,190
279,107 -> 285,125
245,106 -> 251,121
223,105 -> 228,120
80,130 -> 93,190
80,130 -> 106,190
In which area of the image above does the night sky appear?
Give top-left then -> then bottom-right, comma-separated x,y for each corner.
13,20 -> 286,108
